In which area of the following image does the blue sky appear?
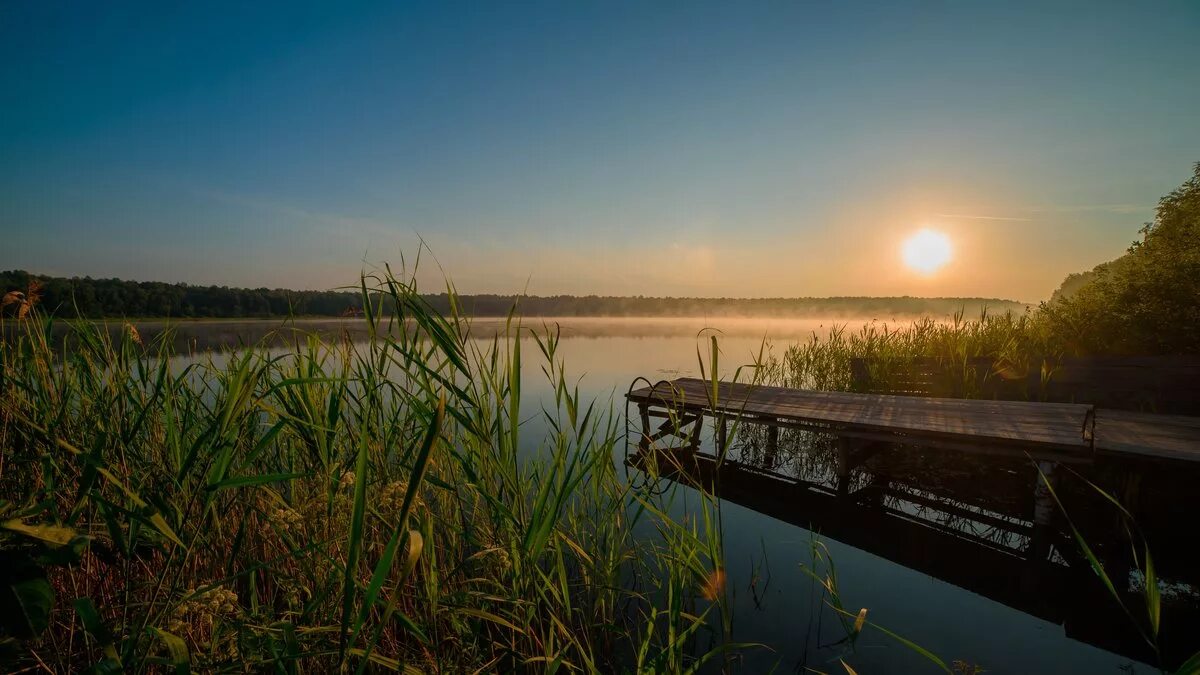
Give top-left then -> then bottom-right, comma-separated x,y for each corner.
2,1 -> 1197,300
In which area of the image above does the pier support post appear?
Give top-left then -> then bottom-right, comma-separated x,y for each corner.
637,404 -> 651,451
764,422 -> 779,468
1118,471 -> 1142,515
836,437 -> 853,496
1022,459 -> 1061,596
1029,460 -> 1058,563
686,414 -> 704,452
1096,471 -> 1141,590
861,472 -> 890,509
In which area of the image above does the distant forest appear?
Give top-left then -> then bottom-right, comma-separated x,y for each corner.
0,270 -> 1027,319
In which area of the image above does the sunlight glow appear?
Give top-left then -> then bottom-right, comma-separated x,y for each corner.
901,229 -> 953,275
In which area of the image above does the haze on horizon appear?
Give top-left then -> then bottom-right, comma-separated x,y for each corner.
2,1 -> 1198,303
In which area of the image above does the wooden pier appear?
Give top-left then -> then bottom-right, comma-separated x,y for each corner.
625,371 -> 1200,669
627,377 -> 1200,463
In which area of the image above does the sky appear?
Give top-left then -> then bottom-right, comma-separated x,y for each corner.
2,1 -> 1198,302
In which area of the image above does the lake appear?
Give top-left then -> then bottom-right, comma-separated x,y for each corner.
154,317 -> 1197,673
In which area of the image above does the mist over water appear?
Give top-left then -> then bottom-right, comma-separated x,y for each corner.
106,314 -> 949,353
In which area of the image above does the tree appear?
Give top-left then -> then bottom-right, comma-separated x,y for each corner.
1044,163 -> 1200,354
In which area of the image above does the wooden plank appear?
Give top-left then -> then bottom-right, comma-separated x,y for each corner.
635,378 -> 1088,417
628,385 -> 1083,437
1094,410 -> 1200,462
628,378 -> 1094,451
631,378 -> 1092,433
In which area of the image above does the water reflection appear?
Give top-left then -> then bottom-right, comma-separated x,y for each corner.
628,422 -> 1200,671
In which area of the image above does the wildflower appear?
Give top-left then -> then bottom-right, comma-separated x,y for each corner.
1,291 -> 24,308
18,281 -> 42,320
270,507 -> 304,535
380,480 -> 416,512
488,547 -> 512,571
2,290 -> 27,319
700,568 -> 726,601
214,630 -> 241,661
167,586 -> 240,634
204,587 -> 239,614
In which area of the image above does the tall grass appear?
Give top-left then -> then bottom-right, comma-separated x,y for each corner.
760,310 -> 1061,395
0,268 -> 731,672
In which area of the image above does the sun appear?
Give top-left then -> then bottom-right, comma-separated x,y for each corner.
901,229 -> 953,275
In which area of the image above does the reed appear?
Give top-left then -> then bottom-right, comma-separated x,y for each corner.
0,268 -> 732,672
760,309 -> 1061,396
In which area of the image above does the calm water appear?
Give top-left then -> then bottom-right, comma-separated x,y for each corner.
165,318 -> 1197,674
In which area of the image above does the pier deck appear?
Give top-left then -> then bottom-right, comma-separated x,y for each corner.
627,377 -> 1200,462
1093,410 -> 1200,462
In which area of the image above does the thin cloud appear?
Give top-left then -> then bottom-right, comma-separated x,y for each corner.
1032,204 -> 1150,214
933,213 -> 1031,222
196,186 -> 398,239
935,203 -> 1152,222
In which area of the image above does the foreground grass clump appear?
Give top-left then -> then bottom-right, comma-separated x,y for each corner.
0,271 -> 728,672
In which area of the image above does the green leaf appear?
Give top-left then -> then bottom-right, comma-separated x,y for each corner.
271,620 -> 301,673
825,603 -> 949,673
399,531 -> 424,582
84,657 -> 124,674
149,627 -> 190,675
1144,545 -> 1161,638
338,423 -> 371,662
2,519 -> 77,546
858,614 -> 949,673
456,607 -> 525,634
145,511 -> 185,549
1173,648 -> 1200,675
206,472 -> 305,491
9,576 -> 54,637
36,535 -> 92,567
74,597 -> 121,664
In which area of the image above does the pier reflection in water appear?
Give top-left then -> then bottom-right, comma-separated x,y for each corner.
627,422 -> 1200,670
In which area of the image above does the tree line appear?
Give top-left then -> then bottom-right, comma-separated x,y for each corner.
0,271 -> 1025,320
